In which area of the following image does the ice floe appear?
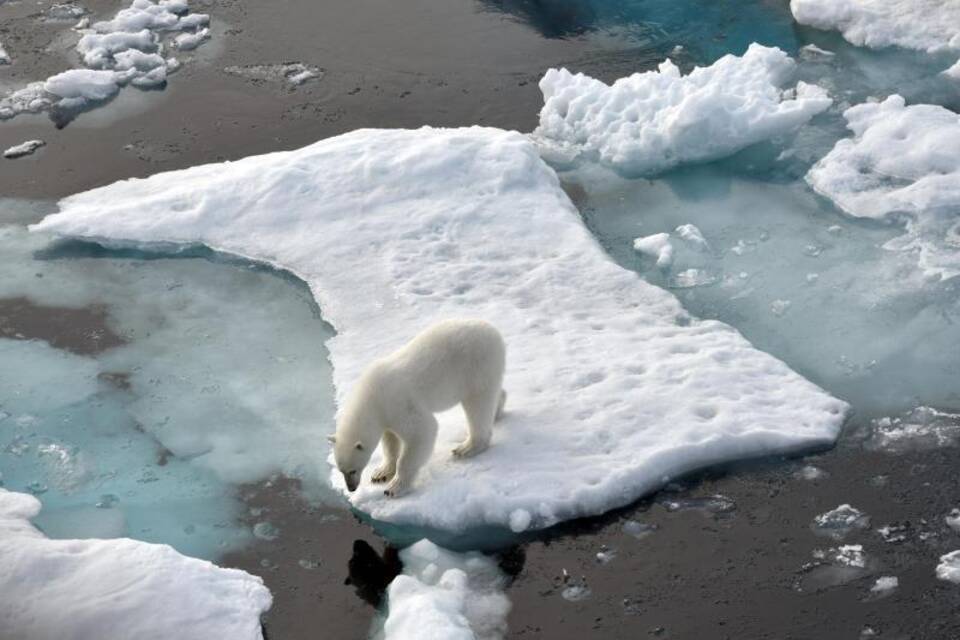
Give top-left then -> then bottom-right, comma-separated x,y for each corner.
633,233 -> 673,268
860,406 -> 960,453
378,539 -> 510,640
806,95 -> 960,280
3,140 -> 45,159
0,40 -> 9,65
790,0 -> 960,55
0,488 -> 271,640
0,0 -> 209,123
936,550 -> 960,584
224,63 -> 324,87
32,126 -> 848,534
533,44 -> 831,176
947,509 -> 960,534
869,575 -> 898,597
812,504 -> 871,539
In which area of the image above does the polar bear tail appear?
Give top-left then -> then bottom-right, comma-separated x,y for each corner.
495,389 -> 507,421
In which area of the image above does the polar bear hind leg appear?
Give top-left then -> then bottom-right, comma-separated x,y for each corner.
453,387 -> 503,458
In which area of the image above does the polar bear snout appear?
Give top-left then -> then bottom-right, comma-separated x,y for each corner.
343,469 -> 360,492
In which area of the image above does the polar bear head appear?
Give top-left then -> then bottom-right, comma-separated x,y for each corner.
331,435 -> 375,492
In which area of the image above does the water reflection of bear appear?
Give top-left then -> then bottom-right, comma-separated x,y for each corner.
345,540 -> 527,606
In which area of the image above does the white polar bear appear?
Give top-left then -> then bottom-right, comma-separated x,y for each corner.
331,318 -> 507,497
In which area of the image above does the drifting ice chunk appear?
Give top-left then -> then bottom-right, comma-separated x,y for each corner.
0,40 -> 9,65
44,69 -> 121,103
790,0 -> 960,54
806,96 -> 960,280
0,489 -> 271,640
175,28 -> 210,51
534,44 -> 831,175
4,140 -> 45,159
936,550 -> 960,584
812,504 -> 870,539
869,576 -> 898,596
633,233 -> 674,268
32,127 -> 848,533
381,540 -> 510,640
861,406 -> 960,453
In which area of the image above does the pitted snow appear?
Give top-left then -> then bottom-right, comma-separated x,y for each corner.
806,96 -> 960,280
0,489 -> 271,640
32,126 -> 847,533
533,44 -> 831,175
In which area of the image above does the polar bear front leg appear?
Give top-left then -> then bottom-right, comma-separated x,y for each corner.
384,412 -> 438,498
371,430 -> 400,484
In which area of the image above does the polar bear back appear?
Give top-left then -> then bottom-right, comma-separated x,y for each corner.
378,318 -> 505,414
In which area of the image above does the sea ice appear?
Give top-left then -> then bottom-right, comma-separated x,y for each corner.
936,550 -> 960,584
860,407 -> 960,453
378,539 -> 510,640
812,504 -> 870,539
224,63 -> 324,86
790,0 -> 960,54
946,509 -> 960,534
0,40 -> 9,65
869,575 -> 898,596
806,95 -> 960,280
633,233 -> 673,268
32,127 -> 848,534
533,44 -> 831,176
0,488 -> 271,640
3,140 -> 46,159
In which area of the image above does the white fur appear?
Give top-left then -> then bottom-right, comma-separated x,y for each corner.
333,319 -> 506,497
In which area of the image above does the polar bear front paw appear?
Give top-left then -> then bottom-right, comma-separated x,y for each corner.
371,466 -> 395,484
452,440 -> 487,459
384,478 -> 408,497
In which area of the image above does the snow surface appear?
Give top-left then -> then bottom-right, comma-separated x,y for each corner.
533,44 -> 831,176
379,540 -> 510,640
33,126 -> 848,533
0,488 -> 271,640
0,0 -> 209,121
3,140 -> 45,159
937,550 -> 960,584
790,0 -> 960,54
807,95 -> 960,279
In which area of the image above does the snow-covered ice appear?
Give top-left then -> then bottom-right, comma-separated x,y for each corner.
0,488 -> 271,640
633,233 -> 673,268
806,95 -> 960,280
3,140 -> 45,159
378,539 -> 510,640
32,127 -> 848,534
790,0 -> 960,54
533,44 -> 831,176
936,550 -> 960,584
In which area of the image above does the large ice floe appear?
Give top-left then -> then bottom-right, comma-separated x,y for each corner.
806,95 -> 960,280
533,44 -> 831,176
0,0 -> 209,123
376,540 -> 510,640
0,488 -> 271,640
32,126 -> 848,533
790,0 -> 960,55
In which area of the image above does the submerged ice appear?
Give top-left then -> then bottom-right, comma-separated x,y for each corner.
32,126 -> 847,534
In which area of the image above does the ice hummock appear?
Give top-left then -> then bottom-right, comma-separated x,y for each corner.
806,95 -> 960,280
376,539 -> 510,640
0,488 -> 271,640
533,44 -> 831,176
32,127 -> 848,534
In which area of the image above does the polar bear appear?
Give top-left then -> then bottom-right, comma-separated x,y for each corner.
330,319 -> 506,497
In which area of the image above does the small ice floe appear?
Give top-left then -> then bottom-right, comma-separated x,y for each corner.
3,140 -> 45,159
595,546 -> 616,564
877,523 -> 909,544
799,44 -> 835,60
633,233 -> 673,268
252,521 -> 279,541
797,545 -> 873,592
812,504 -> 870,539
668,268 -> 718,288
45,3 -> 89,22
795,464 -> 828,481
0,40 -> 9,65
298,558 -> 320,570
945,509 -> 960,534
770,299 -> 791,317
560,571 -> 591,602
622,519 -> 658,540
674,224 -> 709,250
174,28 -> 210,51
379,540 -> 510,639
659,494 -> 736,516
861,407 -> 960,453
868,576 -> 898,597
936,550 -> 960,584
224,63 -> 324,87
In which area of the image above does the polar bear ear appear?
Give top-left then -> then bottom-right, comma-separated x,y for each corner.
355,441 -> 364,451
327,435 -> 337,444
